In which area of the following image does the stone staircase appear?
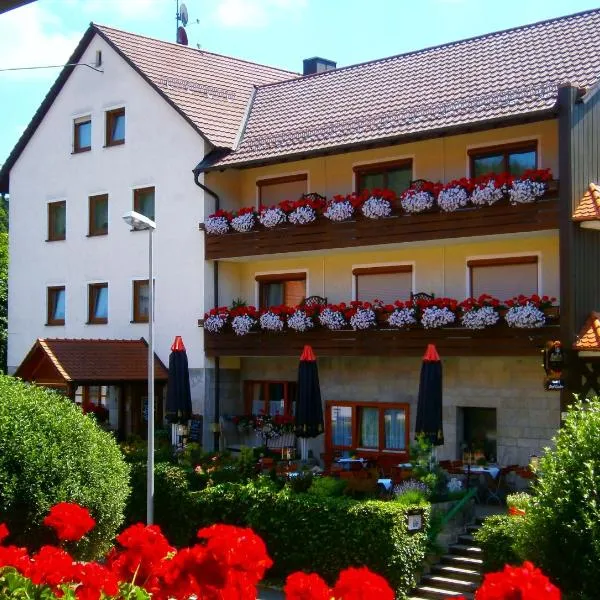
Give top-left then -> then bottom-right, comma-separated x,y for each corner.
409,522 -> 484,600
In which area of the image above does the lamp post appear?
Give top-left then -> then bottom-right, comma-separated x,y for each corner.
122,210 -> 156,524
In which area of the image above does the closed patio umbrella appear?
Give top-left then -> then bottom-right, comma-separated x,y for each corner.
415,344 -> 444,447
166,336 -> 192,445
295,345 -> 324,461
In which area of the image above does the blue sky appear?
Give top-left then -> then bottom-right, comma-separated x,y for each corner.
0,0 -> 598,168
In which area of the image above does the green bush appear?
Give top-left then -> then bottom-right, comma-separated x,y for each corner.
0,376 -> 129,559
506,492 -> 531,511
308,476 -> 347,498
519,398 -> 600,598
474,514 -> 525,572
187,481 -> 429,596
394,489 -> 429,507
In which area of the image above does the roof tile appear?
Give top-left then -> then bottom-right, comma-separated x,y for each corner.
573,313 -> 600,352
572,183 -> 600,221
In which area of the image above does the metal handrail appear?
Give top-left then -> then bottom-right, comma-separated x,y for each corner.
428,487 -> 478,541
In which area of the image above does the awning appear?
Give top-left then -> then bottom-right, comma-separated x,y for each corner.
14,338 -> 168,390
573,313 -> 600,355
572,184 -> 600,230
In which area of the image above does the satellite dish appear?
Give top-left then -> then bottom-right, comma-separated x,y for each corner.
177,25 -> 188,45
179,3 -> 188,27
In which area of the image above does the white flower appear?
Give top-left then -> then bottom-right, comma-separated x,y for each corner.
508,179 -> 547,205
324,200 -> 354,222
230,212 -> 256,233
349,307 -> 377,330
401,190 -> 434,214
471,180 -> 504,206
447,478 -> 463,493
505,303 -> 545,328
288,206 -> 316,225
204,314 -> 227,333
259,311 -> 284,332
387,307 -> 417,328
231,314 -> 256,336
205,215 -> 230,235
361,197 -> 392,219
319,308 -> 346,330
287,309 -> 314,332
461,306 -> 500,330
437,186 -> 469,212
421,306 -> 456,329
258,207 -> 287,228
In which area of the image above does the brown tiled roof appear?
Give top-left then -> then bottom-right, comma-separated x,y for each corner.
94,25 -> 297,148
16,338 -> 168,383
573,313 -> 600,352
572,183 -> 600,221
205,8 -> 600,170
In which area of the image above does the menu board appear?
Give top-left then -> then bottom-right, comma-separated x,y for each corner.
189,417 -> 202,443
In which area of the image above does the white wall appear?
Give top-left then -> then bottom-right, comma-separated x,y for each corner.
8,34 -> 208,371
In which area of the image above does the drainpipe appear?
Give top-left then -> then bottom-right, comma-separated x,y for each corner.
193,169 -> 221,451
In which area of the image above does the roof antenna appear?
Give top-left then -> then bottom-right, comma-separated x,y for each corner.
176,0 -> 189,45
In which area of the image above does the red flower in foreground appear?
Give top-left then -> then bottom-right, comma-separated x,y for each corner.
73,561 -> 120,600
508,506 -> 526,517
284,572 -> 331,600
332,566 -> 394,600
28,545 -> 75,588
43,502 -> 95,542
475,561 -> 560,599
0,544 -> 30,575
0,523 -> 8,544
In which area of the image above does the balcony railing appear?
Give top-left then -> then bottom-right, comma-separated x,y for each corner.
201,183 -> 559,260
204,323 -> 559,358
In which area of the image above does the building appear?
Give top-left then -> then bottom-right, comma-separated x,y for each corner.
2,10 -> 600,463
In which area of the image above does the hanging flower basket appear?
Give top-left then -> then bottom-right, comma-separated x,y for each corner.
258,206 -> 287,228
230,208 -> 257,232
437,178 -> 472,212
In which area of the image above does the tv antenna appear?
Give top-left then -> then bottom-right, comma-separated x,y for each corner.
176,0 -> 189,45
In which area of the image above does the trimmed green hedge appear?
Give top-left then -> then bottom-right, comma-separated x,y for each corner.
474,514 -> 525,572
187,481 -> 430,596
0,376 -> 130,559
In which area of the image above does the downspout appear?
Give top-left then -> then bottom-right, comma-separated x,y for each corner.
193,169 -> 221,451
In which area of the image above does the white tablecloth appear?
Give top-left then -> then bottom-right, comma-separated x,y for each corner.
462,465 -> 500,479
377,478 -> 393,491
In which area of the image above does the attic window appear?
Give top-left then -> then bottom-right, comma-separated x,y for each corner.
105,108 -> 125,146
73,116 -> 91,153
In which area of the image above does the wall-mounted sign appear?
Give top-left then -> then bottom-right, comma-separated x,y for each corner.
406,509 -> 424,534
542,341 -> 565,391
544,376 -> 565,391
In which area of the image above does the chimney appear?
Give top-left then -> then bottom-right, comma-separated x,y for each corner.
303,57 -> 336,76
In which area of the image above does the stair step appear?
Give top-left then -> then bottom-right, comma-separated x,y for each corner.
431,564 -> 483,583
466,524 -> 481,534
449,543 -> 483,557
421,575 -> 479,593
412,585 -> 474,599
441,554 -> 484,568
458,533 -> 476,544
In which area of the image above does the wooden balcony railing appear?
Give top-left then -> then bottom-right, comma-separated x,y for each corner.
203,323 -> 560,358
202,187 -> 559,260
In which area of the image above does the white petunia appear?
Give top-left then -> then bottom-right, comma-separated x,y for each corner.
230,212 -> 256,232
205,215 -> 230,235
387,308 -> 417,328
505,303 -> 545,328
421,306 -> 456,329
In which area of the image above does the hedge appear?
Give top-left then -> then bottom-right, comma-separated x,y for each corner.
186,480 -> 430,596
474,514 -> 525,573
0,376 -> 130,559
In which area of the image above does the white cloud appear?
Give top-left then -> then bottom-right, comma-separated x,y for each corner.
0,3 -> 81,81
75,0 -> 164,21
212,0 -> 307,28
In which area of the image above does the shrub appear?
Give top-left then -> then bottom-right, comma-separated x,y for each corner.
506,492 -> 532,511
308,476 -> 347,498
0,376 -> 129,559
394,489 -> 429,507
519,398 -> 600,598
187,481 -> 430,596
474,514 -> 525,572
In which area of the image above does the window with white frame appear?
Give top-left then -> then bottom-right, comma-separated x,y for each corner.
353,265 -> 413,304
468,256 -> 538,300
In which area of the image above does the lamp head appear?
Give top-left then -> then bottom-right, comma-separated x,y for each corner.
122,210 -> 156,230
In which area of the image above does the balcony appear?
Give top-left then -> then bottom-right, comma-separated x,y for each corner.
201,184 -> 559,261
204,323 -> 559,357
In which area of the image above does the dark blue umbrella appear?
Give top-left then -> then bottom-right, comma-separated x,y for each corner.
295,345 -> 324,460
415,344 -> 444,446
166,336 -> 192,426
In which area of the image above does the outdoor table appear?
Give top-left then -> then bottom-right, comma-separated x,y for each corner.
462,465 -> 500,479
377,478 -> 393,491
335,458 -> 367,470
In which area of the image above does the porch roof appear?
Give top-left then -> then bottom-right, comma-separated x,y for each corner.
14,338 -> 169,388
573,313 -> 600,352
572,183 -> 600,223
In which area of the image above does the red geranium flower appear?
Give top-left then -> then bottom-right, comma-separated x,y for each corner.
0,523 -> 8,544
43,502 -> 95,542
285,571 -> 331,600
0,544 -> 30,575
28,545 -> 75,588
332,566 -> 394,600
73,561 -> 120,600
476,561 -> 560,599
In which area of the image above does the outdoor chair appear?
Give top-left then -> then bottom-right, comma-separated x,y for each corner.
481,471 -> 503,505
302,295 -> 328,308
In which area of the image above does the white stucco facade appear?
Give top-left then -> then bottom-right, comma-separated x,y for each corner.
7,34 -> 209,383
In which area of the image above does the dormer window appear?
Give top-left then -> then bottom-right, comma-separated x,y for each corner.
73,116 -> 91,153
105,108 -> 125,146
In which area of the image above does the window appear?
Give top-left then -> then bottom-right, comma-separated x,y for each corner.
133,187 -> 155,222
257,174 -> 307,207
458,407 -> 497,462
354,160 -> 412,197
468,256 -> 538,300
244,381 -> 297,416
75,385 -> 107,408
133,279 -> 149,323
353,265 -> 413,304
88,283 -> 108,324
73,116 -> 91,153
469,141 -> 537,178
256,273 -> 306,308
47,286 -> 65,325
89,194 -> 108,236
47,201 -> 66,241
105,108 -> 125,146
327,401 -> 409,456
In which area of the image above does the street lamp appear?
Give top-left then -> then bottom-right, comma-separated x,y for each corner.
122,210 -> 156,524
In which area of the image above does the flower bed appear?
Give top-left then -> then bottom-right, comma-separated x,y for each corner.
203,295 -> 558,336
202,170 -> 554,235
